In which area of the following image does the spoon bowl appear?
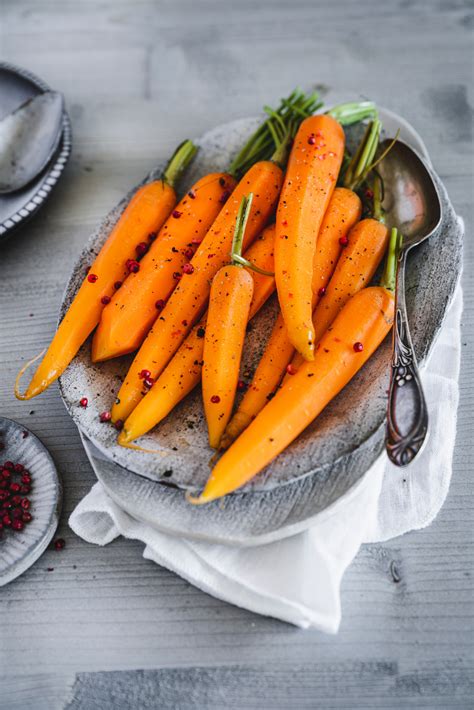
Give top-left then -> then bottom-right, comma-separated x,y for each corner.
377,138 -> 442,245
0,91 -> 64,194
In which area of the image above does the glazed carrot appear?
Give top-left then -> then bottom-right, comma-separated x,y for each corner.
202,195 -> 256,448
275,114 -> 345,361
15,140 -> 198,400
289,218 -> 389,373
221,187 -> 361,449
112,159 -> 283,423
311,188 -> 362,298
189,228 -> 400,504
92,172 -> 237,361
118,225 -> 276,444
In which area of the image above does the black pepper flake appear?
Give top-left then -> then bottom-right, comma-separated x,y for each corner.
197,327 -> 205,338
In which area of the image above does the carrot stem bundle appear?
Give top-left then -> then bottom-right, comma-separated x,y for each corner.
189,227 -> 401,504
15,140 -> 198,400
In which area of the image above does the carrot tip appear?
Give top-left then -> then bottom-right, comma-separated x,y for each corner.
14,349 -> 47,400
185,490 -> 212,506
117,437 -> 166,457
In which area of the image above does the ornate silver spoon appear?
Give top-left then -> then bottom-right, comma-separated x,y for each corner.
377,139 -> 442,466
0,91 -> 64,194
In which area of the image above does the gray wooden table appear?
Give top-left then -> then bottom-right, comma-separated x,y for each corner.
1,1 -> 473,708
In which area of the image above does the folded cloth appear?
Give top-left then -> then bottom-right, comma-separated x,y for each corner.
70,283 -> 462,632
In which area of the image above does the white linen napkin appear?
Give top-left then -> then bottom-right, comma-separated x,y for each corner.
69,282 -> 463,633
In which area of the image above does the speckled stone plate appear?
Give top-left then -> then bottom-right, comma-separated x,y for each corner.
58,107 -> 462,540
0,417 -> 62,584
0,61 -> 72,243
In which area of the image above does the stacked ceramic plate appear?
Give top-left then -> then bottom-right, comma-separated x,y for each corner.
0,61 -> 72,242
58,107 -> 462,546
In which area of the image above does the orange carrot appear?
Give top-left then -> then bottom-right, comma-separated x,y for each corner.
118,225 -> 275,444
112,160 -> 283,423
275,114 -> 345,361
15,140 -> 198,400
188,227 -> 400,504
310,188 -> 362,299
289,218 -> 389,374
221,187 -> 361,448
92,172 -> 237,361
202,195 -> 256,448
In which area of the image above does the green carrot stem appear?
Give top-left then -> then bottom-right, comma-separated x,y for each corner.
229,88 -> 322,178
380,228 -> 402,292
343,119 -> 382,190
327,101 -> 378,126
162,140 -> 198,188
232,254 -> 275,276
270,128 -> 293,168
231,194 -> 253,265
372,172 -> 385,223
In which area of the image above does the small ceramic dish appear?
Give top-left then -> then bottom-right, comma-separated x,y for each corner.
0,61 -> 72,243
0,417 -> 62,585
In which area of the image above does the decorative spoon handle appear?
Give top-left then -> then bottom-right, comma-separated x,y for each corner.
386,248 -> 429,466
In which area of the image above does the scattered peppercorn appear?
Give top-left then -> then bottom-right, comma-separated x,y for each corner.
135,241 -> 148,258
0,459 -> 34,539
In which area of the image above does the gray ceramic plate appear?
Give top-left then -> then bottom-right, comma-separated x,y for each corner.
58,108 -> 462,543
0,417 -> 62,584
0,61 -> 72,243
59,107 -> 462,495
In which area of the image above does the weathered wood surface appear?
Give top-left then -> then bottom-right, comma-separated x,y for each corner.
0,0 -> 473,707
